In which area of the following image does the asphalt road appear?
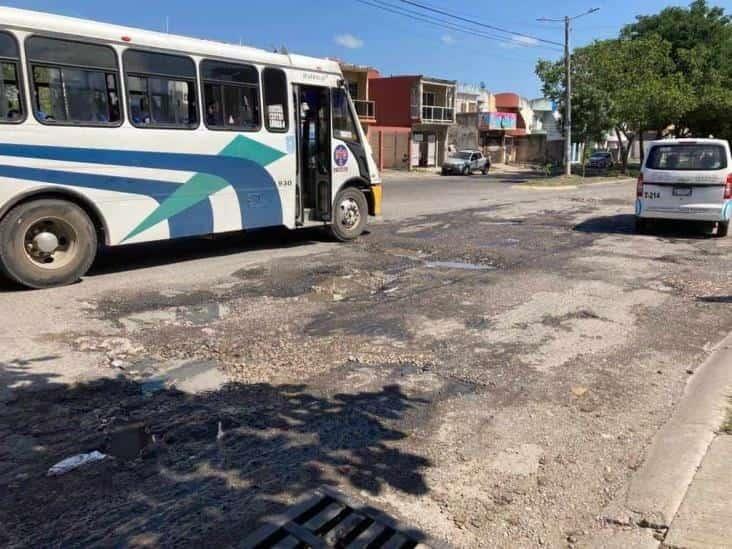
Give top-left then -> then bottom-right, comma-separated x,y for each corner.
2,171 -> 731,548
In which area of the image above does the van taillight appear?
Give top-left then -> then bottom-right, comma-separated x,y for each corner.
725,174 -> 732,200
637,174 -> 644,197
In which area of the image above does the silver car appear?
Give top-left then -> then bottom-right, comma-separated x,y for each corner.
442,150 -> 490,176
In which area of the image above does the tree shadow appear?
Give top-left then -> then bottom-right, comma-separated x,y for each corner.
0,361 -> 432,547
574,214 -> 714,239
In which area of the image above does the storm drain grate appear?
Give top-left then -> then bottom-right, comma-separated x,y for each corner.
242,486 -> 445,549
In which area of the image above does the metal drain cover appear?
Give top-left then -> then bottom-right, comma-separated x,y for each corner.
242,486 -> 446,548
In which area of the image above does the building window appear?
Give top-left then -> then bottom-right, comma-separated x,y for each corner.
262,67 -> 288,132
332,88 -> 359,143
423,91 -> 435,106
0,32 -> 22,123
124,49 -> 198,129
26,36 -> 121,126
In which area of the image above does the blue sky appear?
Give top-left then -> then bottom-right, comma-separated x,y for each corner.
6,0 -> 731,97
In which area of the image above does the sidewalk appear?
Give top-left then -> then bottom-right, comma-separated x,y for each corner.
665,432 -> 732,548
590,332 -> 732,548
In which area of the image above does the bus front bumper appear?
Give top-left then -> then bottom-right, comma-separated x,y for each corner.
371,184 -> 383,217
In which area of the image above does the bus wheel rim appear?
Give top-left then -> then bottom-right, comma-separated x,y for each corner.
339,198 -> 361,230
23,217 -> 78,270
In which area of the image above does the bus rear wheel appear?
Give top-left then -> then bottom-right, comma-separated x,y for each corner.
0,199 -> 98,289
329,187 -> 368,242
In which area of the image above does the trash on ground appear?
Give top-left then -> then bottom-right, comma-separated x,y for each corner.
47,451 -> 107,476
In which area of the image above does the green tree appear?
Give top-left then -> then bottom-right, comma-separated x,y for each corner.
622,0 -> 732,140
536,42 -> 614,172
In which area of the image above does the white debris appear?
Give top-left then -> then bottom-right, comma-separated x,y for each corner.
47,451 -> 107,476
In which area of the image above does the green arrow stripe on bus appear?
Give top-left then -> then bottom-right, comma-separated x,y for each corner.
123,136 -> 286,242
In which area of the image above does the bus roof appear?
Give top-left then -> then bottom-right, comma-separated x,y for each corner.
0,6 -> 342,76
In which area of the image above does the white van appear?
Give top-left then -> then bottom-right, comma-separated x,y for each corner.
636,139 -> 731,237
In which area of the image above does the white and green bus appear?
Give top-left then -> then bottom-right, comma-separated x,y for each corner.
0,7 -> 381,288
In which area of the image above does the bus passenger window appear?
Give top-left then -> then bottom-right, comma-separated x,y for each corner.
26,36 -> 121,126
332,88 -> 359,143
263,68 -> 288,132
123,49 -> 198,129
0,32 -> 24,122
201,60 -> 260,131
0,62 -> 22,122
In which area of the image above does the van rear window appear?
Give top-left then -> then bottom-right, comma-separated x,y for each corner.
646,144 -> 727,171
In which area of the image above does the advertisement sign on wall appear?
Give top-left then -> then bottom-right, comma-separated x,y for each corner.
480,112 -> 517,130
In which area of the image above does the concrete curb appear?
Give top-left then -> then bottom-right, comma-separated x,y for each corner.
603,331 -> 732,530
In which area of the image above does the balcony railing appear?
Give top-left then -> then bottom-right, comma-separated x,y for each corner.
411,105 -> 455,123
353,99 -> 376,120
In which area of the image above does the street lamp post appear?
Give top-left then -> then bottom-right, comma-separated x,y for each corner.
538,8 -> 600,177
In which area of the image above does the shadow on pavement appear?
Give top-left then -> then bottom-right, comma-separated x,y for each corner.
697,295 -> 732,304
89,226 -> 327,277
574,214 -> 715,239
0,361 -> 431,547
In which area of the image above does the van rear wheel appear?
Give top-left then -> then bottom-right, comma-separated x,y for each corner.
329,187 -> 368,242
0,199 -> 98,289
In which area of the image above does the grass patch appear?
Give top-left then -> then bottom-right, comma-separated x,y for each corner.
520,172 -> 636,188
520,175 -> 598,187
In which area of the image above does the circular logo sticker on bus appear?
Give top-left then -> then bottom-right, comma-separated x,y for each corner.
334,145 -> 349,167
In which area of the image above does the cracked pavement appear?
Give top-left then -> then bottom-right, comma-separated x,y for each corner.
1,174 -> 731,547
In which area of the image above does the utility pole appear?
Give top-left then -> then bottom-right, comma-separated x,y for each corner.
564,16 -> 571,176
538,8 -> 599,176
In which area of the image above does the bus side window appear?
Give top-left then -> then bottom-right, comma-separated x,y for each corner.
0,32 -> 23,123
262,67 -> 288,133
201,59 -> 260,131
25,35 -> 121,126
332,88 -> 359,143
123,49 -> 198,129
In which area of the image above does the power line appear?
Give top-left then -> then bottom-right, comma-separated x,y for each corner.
354,0 -> 562,52
397,0 -> 564,47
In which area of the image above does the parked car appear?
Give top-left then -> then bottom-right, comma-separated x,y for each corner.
636,138 -> 731,237
442,150 -> 490,176
587,151 -> 614,170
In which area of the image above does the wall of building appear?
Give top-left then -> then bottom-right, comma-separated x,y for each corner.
370,76 -> 416,127
514,135 -> 548,163
449,113 -> 480,151
369,126 -> 411,170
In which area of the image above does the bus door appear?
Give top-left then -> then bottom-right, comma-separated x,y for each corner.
296,85 -> 332,222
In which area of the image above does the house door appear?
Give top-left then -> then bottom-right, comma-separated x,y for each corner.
427,134 -> 437,166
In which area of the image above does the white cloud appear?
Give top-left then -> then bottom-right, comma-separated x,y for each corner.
441,34 -> 455,45
500,35 -> 540,49
334,33 -> 364,49
513,35 -> 539,46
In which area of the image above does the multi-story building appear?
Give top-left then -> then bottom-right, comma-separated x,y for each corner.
455,83 -> 493,114
369,75 -> 457,170
339,62 -> 379,131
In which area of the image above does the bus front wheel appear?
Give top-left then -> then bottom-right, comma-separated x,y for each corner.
330,188 -> 368,242
0,199 -> 98,289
